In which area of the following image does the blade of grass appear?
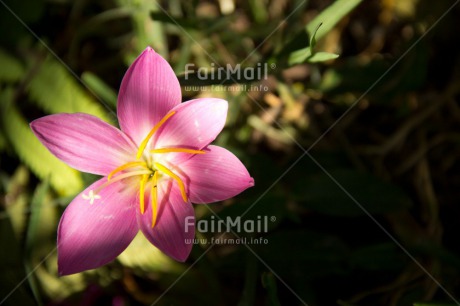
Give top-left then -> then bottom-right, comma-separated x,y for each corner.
24,178 -> 51,306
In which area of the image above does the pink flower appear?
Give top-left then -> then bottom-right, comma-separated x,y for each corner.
30,47 -> 254,275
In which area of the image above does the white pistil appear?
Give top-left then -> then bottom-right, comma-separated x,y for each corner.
82,190 -> 101,204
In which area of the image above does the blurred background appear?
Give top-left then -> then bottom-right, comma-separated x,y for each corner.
1,0 -> 460,305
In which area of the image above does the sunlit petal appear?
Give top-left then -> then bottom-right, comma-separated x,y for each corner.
118,47 -> 181,145
31,113 -> 137,176
179,145 -> 254,203
58,178 -> 138,275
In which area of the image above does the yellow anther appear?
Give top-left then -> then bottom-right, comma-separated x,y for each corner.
151,171 -> 158,228
136,111 -> 176,159
154,162 -> 188,202
139,174 -> 149,214
108,161 -> 147,180
150,148 -> 205,155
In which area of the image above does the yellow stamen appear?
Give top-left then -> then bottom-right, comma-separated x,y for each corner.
139,174 -> 149,214
108,161 -> 147,180
95,170 -> 151,194
150,148 -> 205,155
136,111 -> 176,159
154,162 -> 187,202
151,171 -> 158,228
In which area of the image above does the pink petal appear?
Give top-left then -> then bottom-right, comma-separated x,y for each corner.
153,98 -> 228,150
118,47 -> 181,145
31,113 -> 137,176
58,178 -> 138,275
179,145 -> 254,203
137,180 -> 194,262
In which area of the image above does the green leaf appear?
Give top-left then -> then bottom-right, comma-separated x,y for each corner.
149,11 -> 202,29
287,23 -> 321,65
130,0 -> 168,58
288,0 -> 362,65
274,29 -> 310,61
306,0 -> 362,42
81,72 -> 117,109
148,11 -> 234,34
25,178 -> 51,256
288,23 -> 339,65
1,89 -> 83,196
289,48 -> 339,65
307,51 -> 340,63
118,233 -> 185,273
0,48 -> 25,82
249,0 -> 268,24
288,48 -> 313,65
27,56 -> 111,122
24,179 -> 51,306
309,22 -> 323,51
5,165 -> 29,238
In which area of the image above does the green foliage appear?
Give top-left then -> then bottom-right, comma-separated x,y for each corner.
81,72 -> 118,109
25,178 -> 52,255
0,166 -> 36,305
117,233 -> 185,273
27,56 -> 111,123
305,0 -> 362,42
0,48 -> 24,82
305,51 -> 340,63
117,0 -> 168,60
0,50 -> 115,196
288,0 -> 362,65
248,0 -> 268,24
1,89 -> 83,196
24,178 -> 51,305
289,23 -> 340,65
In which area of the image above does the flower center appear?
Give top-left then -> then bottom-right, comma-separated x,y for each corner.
83,110 -> 205,228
